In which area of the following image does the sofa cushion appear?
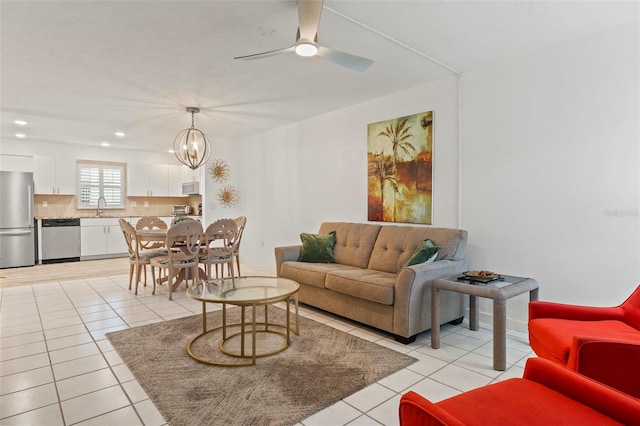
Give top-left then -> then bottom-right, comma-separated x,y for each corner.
369,225 -> 468,273
279,261 -> 360,289
298,231 -> 336,263
325,269 -> 396,305
318,222 -> 381,269
528,318 -> 640,364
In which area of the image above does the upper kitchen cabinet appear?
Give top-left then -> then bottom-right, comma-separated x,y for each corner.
168,165 -> 200,196
0,154 -> 33,172
168,165 -> 183,197
182,165 -> 199,183
127,163 -> 169,197
33,155 -> 76,194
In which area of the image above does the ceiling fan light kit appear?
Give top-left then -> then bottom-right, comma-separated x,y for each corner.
234,0 -> 374,72
173,107 -> 211,171
295,41 -> 318,57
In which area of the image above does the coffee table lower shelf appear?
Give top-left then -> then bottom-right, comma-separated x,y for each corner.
187,301 -> 299,367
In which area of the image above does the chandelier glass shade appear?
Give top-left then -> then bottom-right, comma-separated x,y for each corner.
173,107 -> 211,170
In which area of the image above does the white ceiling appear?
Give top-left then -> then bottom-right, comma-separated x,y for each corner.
1,1 -> 637,153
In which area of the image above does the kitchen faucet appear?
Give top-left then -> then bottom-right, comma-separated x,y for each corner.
97,196 -> 107,217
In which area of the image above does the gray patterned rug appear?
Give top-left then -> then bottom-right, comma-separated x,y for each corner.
107,307 -> 417,426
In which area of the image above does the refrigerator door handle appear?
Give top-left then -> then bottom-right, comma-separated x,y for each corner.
0,230 -> 33,236
27,184 -> 33,224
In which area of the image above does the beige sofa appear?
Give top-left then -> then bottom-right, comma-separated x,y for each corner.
274,222 -> 469,343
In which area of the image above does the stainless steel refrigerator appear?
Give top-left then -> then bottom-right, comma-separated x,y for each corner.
0,171 -> 36,268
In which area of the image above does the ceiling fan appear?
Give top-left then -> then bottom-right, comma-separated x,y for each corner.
234,0 -> 374,72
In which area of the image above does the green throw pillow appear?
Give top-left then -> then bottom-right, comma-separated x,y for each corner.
298,231 -> 336,263
403,239 -> 440,268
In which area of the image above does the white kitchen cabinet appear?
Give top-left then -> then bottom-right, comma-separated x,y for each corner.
33,155 -> 76,194
80,218 -> 128,258
149,164 -> 168,196
0,154 -> 33,172
168,165 -> 184,197
127,163 -> 169,197
182,165 -> 199,183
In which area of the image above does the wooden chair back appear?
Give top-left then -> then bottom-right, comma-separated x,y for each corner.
166,220 -> 203,263
119,218 -> 138,258
232,216 -> 247,274
201,219 -> 238,280
136,216 -> 168,249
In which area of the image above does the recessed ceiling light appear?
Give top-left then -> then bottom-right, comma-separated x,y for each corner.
14,120 -> 28,126
115,131 -> 125,137
15,133 -> 26,138
101,142 -> 110,147
168,149 -> 175,154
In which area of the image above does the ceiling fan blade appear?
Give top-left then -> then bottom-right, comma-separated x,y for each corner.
234,46 -> 295,61
316,46 -> 374,72
297,0 -> 323,42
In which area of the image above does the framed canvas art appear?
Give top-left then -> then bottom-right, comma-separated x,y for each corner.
367,111 -> 433,224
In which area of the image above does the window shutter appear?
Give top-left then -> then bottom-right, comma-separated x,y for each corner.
77,162 -> 125,208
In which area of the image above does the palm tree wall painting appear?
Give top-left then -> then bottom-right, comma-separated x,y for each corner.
367,111 -> 433,224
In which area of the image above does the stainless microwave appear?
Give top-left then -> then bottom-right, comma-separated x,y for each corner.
182,181 -> 200,196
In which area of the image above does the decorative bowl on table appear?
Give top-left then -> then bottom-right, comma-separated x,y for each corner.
464,270 -> 500,282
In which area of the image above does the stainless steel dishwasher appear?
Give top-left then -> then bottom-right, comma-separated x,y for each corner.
41,218 -> 81,264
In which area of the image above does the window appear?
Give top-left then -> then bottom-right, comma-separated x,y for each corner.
77,161 -> 125,209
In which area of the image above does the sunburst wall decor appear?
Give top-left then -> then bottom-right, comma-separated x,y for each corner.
209,159 -> 231,183
217,185 -> 239,207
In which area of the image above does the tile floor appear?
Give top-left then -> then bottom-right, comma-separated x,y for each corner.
0,266 -> 534,426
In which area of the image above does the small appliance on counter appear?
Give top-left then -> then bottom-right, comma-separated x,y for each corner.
172,205 -> 191,216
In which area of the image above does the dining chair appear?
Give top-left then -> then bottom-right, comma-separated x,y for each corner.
150,220 -> 203,300
232,216 -> 247,276
135,216 -> 167,249
119,218 -> 166,295
199,218 -> 238,282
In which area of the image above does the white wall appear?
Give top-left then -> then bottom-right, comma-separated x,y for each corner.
201,137 -> 243,225
232,21 -> 639,332
236,76 -> 461,269
461,21 -> 639,328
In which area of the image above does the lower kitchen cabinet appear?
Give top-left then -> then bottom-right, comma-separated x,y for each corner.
80,218 -> 129,259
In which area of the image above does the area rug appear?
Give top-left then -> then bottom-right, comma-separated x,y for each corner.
107,307 -> 417,426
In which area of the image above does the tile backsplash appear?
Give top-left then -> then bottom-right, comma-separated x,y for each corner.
34,195 -> 202,219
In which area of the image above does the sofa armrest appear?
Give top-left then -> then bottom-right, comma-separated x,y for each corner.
529,300 -> 625,322
567,336 -> 640,399
394,259 -> 468,337
399,391 -> 465,426
274,245 -> 301,276
523,358 -> 640,423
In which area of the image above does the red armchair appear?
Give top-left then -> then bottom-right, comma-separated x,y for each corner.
528,285 -> 640,399
398,357 -> 640,426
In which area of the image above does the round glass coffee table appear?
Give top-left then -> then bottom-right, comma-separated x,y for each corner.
186,276 -> 299,366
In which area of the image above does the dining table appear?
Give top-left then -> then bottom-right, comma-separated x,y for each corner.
135,228 -> 167,242
135,227 -> 232,292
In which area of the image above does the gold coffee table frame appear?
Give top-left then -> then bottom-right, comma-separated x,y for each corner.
186,276 -> 299,367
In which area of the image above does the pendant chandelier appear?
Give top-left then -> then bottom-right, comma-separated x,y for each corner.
173,107 -> 211,170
